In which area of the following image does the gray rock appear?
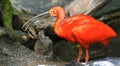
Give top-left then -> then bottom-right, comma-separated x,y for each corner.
0,35 -> 68,66
0,35 -> 45,66
10,0 -> 72,14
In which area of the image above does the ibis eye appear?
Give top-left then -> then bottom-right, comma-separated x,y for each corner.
52,10 -> 56,13
49,9 -> 57,16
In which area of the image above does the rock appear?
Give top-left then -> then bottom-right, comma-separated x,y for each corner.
65,0 -> 111,16
10,0 -> 72,14
0,26 -> 29,43
0,35 -> 40,66
0,35 -> 68,66
34,30 -> 54,60
94,0 -> 120,17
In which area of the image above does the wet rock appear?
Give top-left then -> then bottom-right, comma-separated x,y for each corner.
94,0 -> 120,17
0,26 -> 29,44
34,30 -> 54,60
0,35 -> 40,66
65,0 -> 111,16
0,35 -> 68,66
10,0 -> 72,14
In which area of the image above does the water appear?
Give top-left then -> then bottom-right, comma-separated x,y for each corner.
89,57 -> 120,66
66,57 -> 120,66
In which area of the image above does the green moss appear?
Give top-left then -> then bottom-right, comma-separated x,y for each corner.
1,0 -> 17,36
0,30 -> 4,36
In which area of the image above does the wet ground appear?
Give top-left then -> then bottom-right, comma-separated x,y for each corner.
89,57 -> 120,66
64,57 -> 120,66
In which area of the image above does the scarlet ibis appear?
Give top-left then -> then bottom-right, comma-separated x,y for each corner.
48,6 -> 117,63
22,6 -> 117,64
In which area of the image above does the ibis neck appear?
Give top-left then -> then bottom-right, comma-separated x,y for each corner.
56,14 -> 65,24
54,13 -> 65,35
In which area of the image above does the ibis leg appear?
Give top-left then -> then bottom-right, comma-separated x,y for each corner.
85,49 -> 89,64
77,45 -> 82,62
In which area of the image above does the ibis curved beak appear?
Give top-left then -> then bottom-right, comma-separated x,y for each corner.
22,11 -> 49,30
32,11 -> 49,19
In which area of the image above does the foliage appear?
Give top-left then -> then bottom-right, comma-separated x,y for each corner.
0,30 -> 4,36
0,0 -> 17,36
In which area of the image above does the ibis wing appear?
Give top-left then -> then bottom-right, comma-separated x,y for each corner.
71,21 -> 116,43
60,15 -> 116,43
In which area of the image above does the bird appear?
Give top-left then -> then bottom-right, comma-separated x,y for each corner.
48,6 -> 117,63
